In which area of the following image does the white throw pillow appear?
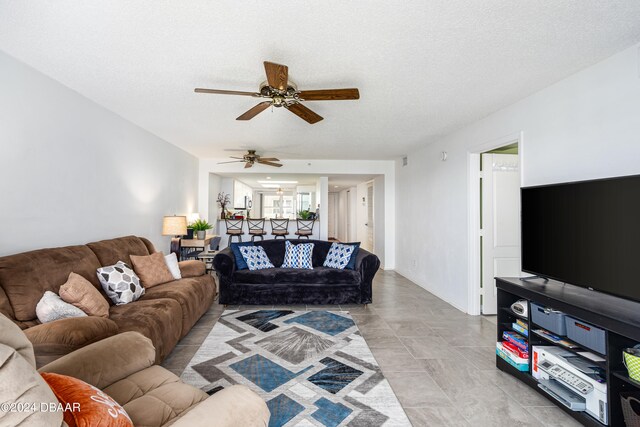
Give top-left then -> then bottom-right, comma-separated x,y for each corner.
36,291 -> 87,324
164,252 -> 182,280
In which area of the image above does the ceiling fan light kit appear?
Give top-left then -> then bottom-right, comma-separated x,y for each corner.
195,61 -> 360,124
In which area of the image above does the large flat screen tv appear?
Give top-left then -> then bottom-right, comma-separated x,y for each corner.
521,174 -> 640,302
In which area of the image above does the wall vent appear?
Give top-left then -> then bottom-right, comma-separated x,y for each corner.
402,156 -> 408,166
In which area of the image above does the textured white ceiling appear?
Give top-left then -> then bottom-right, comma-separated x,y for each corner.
1,1 -> 640,160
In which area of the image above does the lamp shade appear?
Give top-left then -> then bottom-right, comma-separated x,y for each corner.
162,215 -> 187,236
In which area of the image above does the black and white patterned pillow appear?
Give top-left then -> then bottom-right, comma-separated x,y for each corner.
239,246 -> 275,271
97,261 -> 145,305
323,242 -> 357,269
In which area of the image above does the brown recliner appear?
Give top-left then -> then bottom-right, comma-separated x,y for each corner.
0,236 -> 217,367
0,313 -> 270,427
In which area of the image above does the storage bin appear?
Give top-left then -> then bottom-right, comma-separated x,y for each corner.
621,393 -> 640,427
531,303 -> 567,335
565,316 -> 606,355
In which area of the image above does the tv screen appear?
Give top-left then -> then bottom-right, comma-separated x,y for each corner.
521,174 -> 640,302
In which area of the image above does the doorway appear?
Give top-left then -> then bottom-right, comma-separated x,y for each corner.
480,145 -> 521,314
467,133 -> 523,315
365,182 -> 374,252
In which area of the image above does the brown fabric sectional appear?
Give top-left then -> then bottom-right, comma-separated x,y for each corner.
0,235 -> 216,367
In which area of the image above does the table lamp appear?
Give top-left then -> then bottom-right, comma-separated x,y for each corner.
162,215 -> 187,258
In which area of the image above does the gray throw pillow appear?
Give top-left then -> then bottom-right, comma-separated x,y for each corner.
35,291 -> 87,323
97,261 -> 145,305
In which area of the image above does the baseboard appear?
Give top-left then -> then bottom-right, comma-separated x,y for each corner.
393,268 -> 469,314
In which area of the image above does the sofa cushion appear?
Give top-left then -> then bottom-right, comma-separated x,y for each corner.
165,253 -> 182,280
59,272 -> 110,318
233,266 -> 360,285
130,252 -> 174,289
103,365 -> 207,427
323,242 -> 358,270
140,276 -> 215,337
41,372 -> 133,427
24,316 -> 119,368
88,236 -> 151,267
36,291 -> 87,323
239,246 -> 275,271
230,242 -> 254,270
281,241 -> 314,269
0,245 -> 102,321
98,262 -> 145,305
109,298 -> 182,363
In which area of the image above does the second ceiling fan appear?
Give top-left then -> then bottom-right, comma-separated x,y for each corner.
195,61 -> 359,124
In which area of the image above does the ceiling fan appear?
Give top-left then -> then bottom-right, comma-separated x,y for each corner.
218,150 -> 282,168
195,61 -> 360,124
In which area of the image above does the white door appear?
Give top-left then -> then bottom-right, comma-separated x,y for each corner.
365,184 -> 374,252
481,153 -> 521,314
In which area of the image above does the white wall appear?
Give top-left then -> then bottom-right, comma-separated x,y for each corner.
396,42 -> 640,313
198,159 -> 396,268
0,51 -> 198,256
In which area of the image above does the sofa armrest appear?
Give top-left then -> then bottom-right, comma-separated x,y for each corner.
178,260 -> 206,278
212,248 -> 236,278
24,316 -> 119,368
171,385 -> 269,427
38,332 -> 156,390
353,248 -> 380,304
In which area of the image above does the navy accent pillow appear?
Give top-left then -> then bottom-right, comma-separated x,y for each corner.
230,242 -> 254,270
344,242 -> 361,270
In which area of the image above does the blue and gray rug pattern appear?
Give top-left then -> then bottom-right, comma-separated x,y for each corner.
181,310 -> 411,427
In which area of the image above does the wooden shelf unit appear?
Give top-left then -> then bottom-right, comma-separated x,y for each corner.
496,276 -> 640,427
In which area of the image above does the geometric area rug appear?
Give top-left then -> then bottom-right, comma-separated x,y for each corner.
181,310 -> 411,427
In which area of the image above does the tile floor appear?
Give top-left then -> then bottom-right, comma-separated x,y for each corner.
162,270 -> 582,427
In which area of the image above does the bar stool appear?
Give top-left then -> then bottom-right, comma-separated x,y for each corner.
247,218 -> 267,241
225,218 -> 245,245
270,218 -> 290,239
295,219 -> 315,239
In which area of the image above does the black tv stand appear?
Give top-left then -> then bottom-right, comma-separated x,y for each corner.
496,276 -> 640,427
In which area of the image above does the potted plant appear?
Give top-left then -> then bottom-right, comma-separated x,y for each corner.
217,192 -> 231,220
191,219 -> 213,239
297,209 -> 312,220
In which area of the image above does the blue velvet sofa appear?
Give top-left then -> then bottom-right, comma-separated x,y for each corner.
212,239 -> 380,305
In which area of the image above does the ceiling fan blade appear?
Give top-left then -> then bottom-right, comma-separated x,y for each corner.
217,160 -> 246,164
264,61 -> 288,91
229,156 -> 245,160
298,88 -> 360,101
257,157 -> 280,162
236,101 -> 271,120
285,103 -> 323,124
195,88 -> 260,97
244,162 -> 253,169
258,160 -> 283,167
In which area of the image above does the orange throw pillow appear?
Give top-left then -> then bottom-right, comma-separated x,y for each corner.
41,372 -> 132,427
59,272 -> 110,317
130,251 -> 175,288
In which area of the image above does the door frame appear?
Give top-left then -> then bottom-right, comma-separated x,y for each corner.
467,131 -> 524,315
